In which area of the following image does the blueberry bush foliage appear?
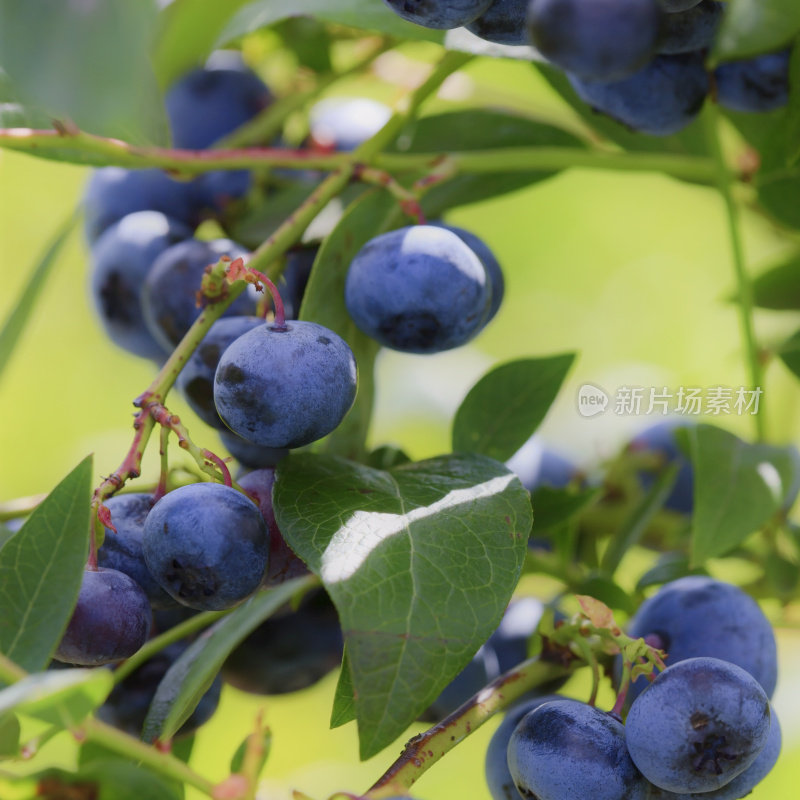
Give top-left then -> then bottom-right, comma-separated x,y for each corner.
1,1 -> 800,799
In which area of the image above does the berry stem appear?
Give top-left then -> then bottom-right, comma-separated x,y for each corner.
366,656 -> 576,795
0,128 -> 721,184
353,165 -> 426,223
704,103 -> 765,440
244,269 -> 287,328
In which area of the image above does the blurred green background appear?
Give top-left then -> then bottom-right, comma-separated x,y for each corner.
2,52 -> 800,799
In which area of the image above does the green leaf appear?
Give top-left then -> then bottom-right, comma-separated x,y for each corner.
217,0 -> 445,46
229,728 -> 272,775
748,252 -> 800,309
0,212 -> 77,386
0,1 -> 167,144
273,452 -> 531,758
153,0 -> 254,89
713,0 -> 800,63
0,456 -> 92,674
777,328 -> 800,381
0,69 -> 51,128
142,577 -> 313,743
683,425 -> 799,564
0,713 -> 19,759
530,486 -> 602,533
330,648 -> 356,729
0,669 -> 112,728
394,110 -> 585,215
301,189 -> 402,459
452,355 -> 576,461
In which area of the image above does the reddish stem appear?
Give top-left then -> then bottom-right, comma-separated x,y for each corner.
247,269 -> 287,329
203,449 -> 233,488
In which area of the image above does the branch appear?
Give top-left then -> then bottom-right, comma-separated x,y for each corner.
366,656 -> 574,795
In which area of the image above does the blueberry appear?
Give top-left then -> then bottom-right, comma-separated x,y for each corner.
625,657 -> 770,794
382,0 -> 494,29
527,0 -> 664,83
466,0 -> 529,46
309,97 -> 392,152
644,707 -> 781,799
89,211 -> 192,360
506,436 -> 577,493
238,469 -> 308,586
568,52 -> 709,136
97,493 -> 177,610
54,568 -> 152,666
83,167 -> 200,244
623,576 -> 778,703
694,706 -> 781,799
485,695 -> 571,800
97,641 -> 221,739
508,699 -> 649,800
165,57 -> 272,149
177,316 -> 264,429
218,429 -> 289,470
657,1 -> 724,54
213,320 -> 358,449
222,589 -> 342,694
630,419 -> 695,514
141,238 -> 256,351
715,50 -> 791,113
432,224 -> 504,323
345,225 -> 490,353
142,483 -> 269,611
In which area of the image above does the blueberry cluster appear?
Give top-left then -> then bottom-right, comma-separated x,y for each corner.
485,577 -> 781,800
383,0 -> 794,135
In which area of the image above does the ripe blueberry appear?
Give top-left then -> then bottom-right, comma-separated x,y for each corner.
345,225 -> 491,353
508,699 -> 649,800
97,492 -> 176,610
141,238 -> 256,351
625,658 -> 771,794
55,568 -> 152,666
527,0 -> 663,83
624,576 -> 777,703
214,320 -> 357,449
89,211 -> 191,361
142,483 -> 269,611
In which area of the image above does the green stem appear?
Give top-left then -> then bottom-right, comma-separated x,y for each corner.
81,718 -> 215,796
0,131 -> 719,185
366,657 -> 574,795
377,147 -> 718,184
704,104 -> 765,440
